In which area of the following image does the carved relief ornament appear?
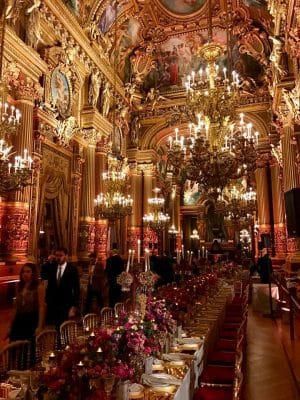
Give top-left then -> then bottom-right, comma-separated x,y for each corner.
4,61 -> 43,100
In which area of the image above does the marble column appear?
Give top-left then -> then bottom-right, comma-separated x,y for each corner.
1,95 -> 34,262
127,166 -> 142,253
255,163 -> 272,249
281,120 -> 300,269
141,164 -> 157,249
270,162 -> 287,261
94,140 -> 108,258
174,187 -> 182,250
78,143 -> 96,260
68,143 -> 83,262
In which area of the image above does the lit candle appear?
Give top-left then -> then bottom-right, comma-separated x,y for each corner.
137,239 -> 141,263
77,361 -> 84,368
131,250 -> 135,266
126,249 -> 131,272
49,352 -> 55,361
223,67 -> 227,81
89,331 -> 95,338
8,163 -> 11,175
97,347 -> 103,353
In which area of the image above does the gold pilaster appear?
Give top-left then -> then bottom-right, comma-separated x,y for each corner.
78,144 -> 96,259
270,162 -> 287,260
281,121 -> 300,270
255,165 -> 272,237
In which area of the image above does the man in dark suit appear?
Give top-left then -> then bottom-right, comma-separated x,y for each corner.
45,247 -> 80,329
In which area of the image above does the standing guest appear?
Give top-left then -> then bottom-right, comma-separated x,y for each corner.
40,251 -> 56,281
105,249 -> 124,307
86,253 -> 108,311
257,248 -> 273,283
7,263 -> 45,364
45,247 -> 80,329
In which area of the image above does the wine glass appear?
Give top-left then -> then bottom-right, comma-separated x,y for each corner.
103,374 -> 115,399
30,370 -> 41,399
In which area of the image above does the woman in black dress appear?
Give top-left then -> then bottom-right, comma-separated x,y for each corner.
8,263 -> 45,362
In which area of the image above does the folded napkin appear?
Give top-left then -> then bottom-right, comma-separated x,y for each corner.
162,353 -> 194,362
142,373 -> 181,387
175,337 -> 202,345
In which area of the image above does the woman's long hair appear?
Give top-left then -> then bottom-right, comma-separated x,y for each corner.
18,262 -> 39,292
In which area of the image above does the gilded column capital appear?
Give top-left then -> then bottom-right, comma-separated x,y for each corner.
137,162 -> 155,175
256,152 -> 272,168
81,128 -> 100,146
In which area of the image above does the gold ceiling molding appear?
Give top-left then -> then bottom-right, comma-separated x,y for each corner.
80,106 -> 113,137
41,0 -> 125,98
4,26 -> 48,82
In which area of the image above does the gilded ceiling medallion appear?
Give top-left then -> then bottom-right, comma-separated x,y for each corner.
158,0 -> 206,16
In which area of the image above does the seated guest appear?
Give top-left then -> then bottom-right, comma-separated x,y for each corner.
211,239 -> 222,254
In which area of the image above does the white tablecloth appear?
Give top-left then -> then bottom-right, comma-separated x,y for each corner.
252,283 -> 279,313
173,346 -> 204,400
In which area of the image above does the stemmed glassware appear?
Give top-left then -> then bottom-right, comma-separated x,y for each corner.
30,370 -> 41,399
103,374 -> 115,399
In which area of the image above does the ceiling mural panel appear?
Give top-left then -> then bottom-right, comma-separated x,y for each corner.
98,0 -> 128,33
158,0 -> 206,16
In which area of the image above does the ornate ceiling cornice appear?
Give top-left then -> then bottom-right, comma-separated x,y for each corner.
41,0 -> 124,97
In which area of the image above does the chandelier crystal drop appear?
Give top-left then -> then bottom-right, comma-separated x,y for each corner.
143,188 -> 170,232
94,155 -> 133,221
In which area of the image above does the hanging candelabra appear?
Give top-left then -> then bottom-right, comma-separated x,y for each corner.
0,13 -> 33,194
143,188 -> 170,232
167,0 -> 259,193
94,154 -> 133,221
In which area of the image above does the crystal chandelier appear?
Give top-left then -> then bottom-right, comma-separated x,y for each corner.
0,88 -> 33,194
143,188 -> 170,232
167,0 -> 258,193
224,185 -> 257,222
0,18 -> 32,194
94,154 -> 133,221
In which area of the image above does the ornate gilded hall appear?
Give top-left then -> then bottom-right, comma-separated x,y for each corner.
0,0 -> 300,399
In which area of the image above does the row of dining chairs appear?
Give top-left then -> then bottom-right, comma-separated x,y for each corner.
0,302 -> 128,379
193,281 -> 249,400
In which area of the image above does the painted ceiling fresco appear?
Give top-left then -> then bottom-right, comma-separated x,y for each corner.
61,0 -> 271,95
158,0 -> 206,15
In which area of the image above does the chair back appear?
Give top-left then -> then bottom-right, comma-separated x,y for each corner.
35,329 -> 57,364
83,313 -> 99,332
60,320 -> 78,348
100,307 -> 114,326
0,340 -> 30,380
114,302 -> 125,317
233,370 -> 243,399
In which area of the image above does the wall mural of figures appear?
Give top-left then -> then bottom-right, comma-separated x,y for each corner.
140,28 -> 226,91
111,17 -> 141,80
123,27 -> 265,92
158,0 -> 206,15
98,0 -> 128,34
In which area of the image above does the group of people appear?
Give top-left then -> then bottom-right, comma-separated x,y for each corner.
5,248 -> 126,361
